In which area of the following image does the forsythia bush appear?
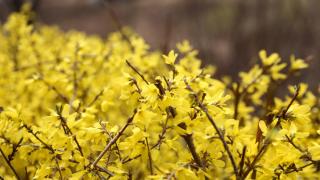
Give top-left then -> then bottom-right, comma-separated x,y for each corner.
0,10 -> 320,180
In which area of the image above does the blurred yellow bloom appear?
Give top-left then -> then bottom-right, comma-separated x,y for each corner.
290,55 -> 308,70
259,50 -> 281,66
163,50 -> 178,64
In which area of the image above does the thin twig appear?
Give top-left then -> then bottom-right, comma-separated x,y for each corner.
238,146 -> 247,177
8,138 -> 23,161
121,117 -> 170,164
145,137 -> 154,175
54,156 -> 63,180
95,164 -> 114,177
126,60 -> 149,85
130,78 -> 142,94
56,105 -> 84,157
248,86 -> 301,178
23,126 -> 63,180
285,135 -> 304,153
241,140 -> 269,179
87,89 -> 105,107
0,148 -> 20,180
22,124 -> 54,153
232,67 -> 266,121
91,109 -> 137,167
184,79 -> 239,178
152,118 -> 169,149
178,122 -> 204,169
98,120 -> 122,161
281,85 -> 300,119
283,162 -> 314,174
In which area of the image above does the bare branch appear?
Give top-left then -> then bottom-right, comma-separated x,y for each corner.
56,105 -> 84,157
22,124 -> 54,153
241,140 -> 269,179
91,109 -> 137,167
145,137 -> 154,175
53,156 -> 63,180
281,85 -> 300,119
126,60 -> 149,85
87,89 -> 105,107
238,146 -> 247,177
184,79 -> 239,178
95,164 -> 114,177
285,135 -> 304,153
8,138 -> 23,161
0,148 -> 20,180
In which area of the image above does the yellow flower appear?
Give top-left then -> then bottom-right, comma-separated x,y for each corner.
290,55 -> 308,70
163,50 -> 178,65
259,50 -> 281,66
176,40 -> 192,53
0,10 -> 319,179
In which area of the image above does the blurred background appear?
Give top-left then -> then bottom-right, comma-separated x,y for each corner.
1,0 -> 319,91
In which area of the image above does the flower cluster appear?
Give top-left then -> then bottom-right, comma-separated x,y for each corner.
0,10 -> 319,180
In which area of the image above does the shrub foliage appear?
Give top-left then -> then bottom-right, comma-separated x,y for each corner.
0,10 -> 319,180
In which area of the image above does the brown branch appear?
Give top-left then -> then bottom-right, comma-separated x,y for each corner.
126,60 -> 149,85
98,120 -> 122,161
273,85 -> 300,130
56,105 -> 84,157
151,106 -> 174,150
232,69 -> 264,119
152,117 -> 170,150
178,122 -> 204,169
155,79 -> 166,99
184,79 -> 239,178
232,66 -> 268,121
121,120 -> 170,164
281,85 -> 300,119
241,140 -> 269,179
53,156 -> 63,180
8,138 -> 23,162
129,78 -> 142,94
87,89 -> 105,107
238,146 -> 247,177
285,135 -> 304,153
283,162 -> 314,174
23,126 -> 63,179
145,137 -> 154,175
0,148 -> 20,180
24,167 -> 29,180
121,118 -> 170,164
22,124 -> 54,153
91,109 -> 137,167
22,125 -> 63,179
246,86 -> 301,178
95,164 -> 114,177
